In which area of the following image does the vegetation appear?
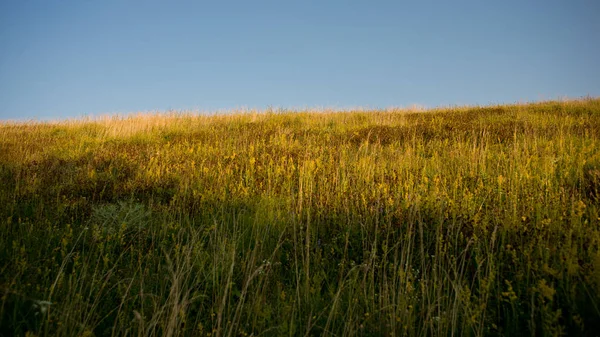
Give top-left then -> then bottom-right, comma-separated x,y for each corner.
1,98 -> 600,336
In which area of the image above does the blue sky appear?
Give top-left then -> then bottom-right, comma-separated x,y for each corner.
1,0 -> 599,120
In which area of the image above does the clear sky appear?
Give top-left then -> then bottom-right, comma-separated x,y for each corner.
1,0 -> 599,120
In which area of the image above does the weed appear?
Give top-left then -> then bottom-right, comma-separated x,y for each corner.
1,98 -> 599,336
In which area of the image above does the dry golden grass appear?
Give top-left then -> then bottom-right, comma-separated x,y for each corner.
1,98 -> 600,336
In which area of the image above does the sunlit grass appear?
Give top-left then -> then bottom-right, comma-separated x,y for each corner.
1,98 -> 600,336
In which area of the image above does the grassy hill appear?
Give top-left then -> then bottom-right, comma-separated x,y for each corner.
1,99 -> 600,336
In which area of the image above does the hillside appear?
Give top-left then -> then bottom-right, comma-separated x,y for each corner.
1,99 -> 600,336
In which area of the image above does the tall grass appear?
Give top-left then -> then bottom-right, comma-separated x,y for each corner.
1,99 -> 600,336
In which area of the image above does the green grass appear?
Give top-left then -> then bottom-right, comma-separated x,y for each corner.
1,99 -> 600,336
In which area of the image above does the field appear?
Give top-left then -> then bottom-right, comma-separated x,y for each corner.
1,99 -> 600,336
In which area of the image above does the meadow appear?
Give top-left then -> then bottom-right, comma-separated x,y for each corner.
1,99 -> 600,336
